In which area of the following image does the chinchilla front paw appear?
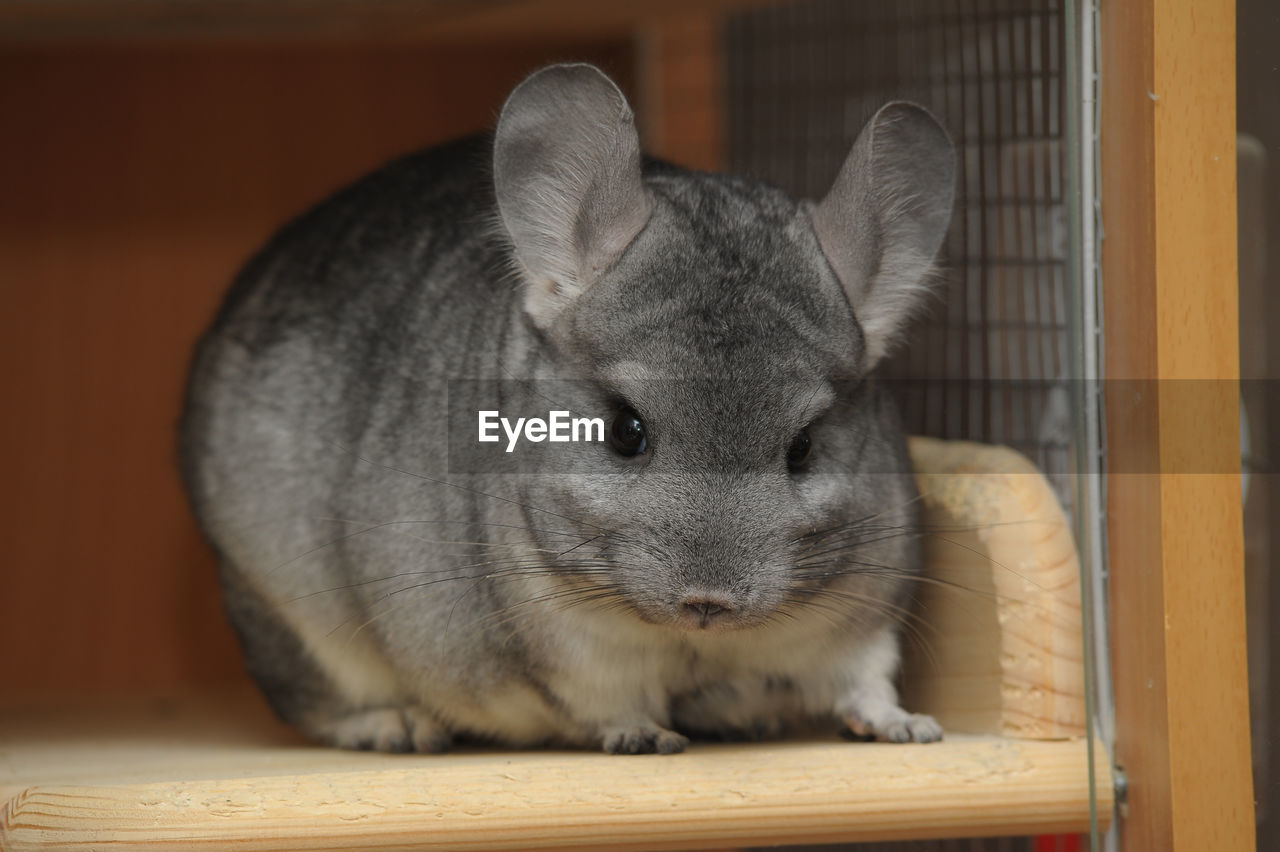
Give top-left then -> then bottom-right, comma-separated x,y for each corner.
843,707 -> 943,744
310,706 -> 452,753
601,724 -> 690,754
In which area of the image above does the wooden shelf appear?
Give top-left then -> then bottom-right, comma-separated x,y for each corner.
0,693 -> 1109,850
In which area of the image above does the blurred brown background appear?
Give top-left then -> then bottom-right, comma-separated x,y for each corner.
0,5 -> 729,694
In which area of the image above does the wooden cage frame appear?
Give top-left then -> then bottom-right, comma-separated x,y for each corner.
1099,1 -> 1252,848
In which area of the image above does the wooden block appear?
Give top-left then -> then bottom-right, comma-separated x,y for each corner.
903,437 -> 1087,739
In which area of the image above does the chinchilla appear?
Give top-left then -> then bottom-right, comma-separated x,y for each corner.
180,63 -> 956,754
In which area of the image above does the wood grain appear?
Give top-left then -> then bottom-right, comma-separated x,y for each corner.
904,438 -> 1086,740
1101,0 -> 1254,847
0,695 -> 1111,850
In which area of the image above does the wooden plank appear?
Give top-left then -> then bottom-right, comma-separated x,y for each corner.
1100,0 -> 1253,847
0,696 -> 1111,850
1153,0 -> 1253,844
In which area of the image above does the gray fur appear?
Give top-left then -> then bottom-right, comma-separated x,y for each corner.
494,63 -> 651,329
180,65 -> 955,754
809,101 -> 957,366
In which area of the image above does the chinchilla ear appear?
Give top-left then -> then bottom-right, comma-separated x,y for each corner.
809,102 -> 956,368
494,64 -> 651,329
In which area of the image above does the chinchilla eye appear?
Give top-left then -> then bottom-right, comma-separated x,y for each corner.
609,405 -> 648,456
787,428 -> 812,470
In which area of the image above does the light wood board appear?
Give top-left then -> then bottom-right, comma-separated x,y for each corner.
0,694 -> 1110,850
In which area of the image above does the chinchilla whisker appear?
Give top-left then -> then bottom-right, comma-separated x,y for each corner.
795,560 -> 1049,615
331,567 -> 615,643
799,519 -> 930,543
796,586 -> 935,634
803,515 -> 1059,547
803,568 -> 1001,608
856,532 -> 1047,595
819,511 -> 1059,544
784,589 -> 937,668
792,494 -> 928,543
796,527 -> 1047,594
389,569 -> 599,604
793,506 -> 1057,554
766,606 -> 799,624
787,378 -> 830,424
792,530 -> 934,565
266,524 -> 400,576
322,438 -> 612,534
787,582 -> 904,620
897,589 -> 942,669
289,531 -> 613,603
307,567 -> 530,612
370,556 -> 588,587
310,516 -> 593,540
793,531 -> 924,563
288,570 -> 460,603
292,538 -> 615,600
290,560 -> 602,604
837,525 -> 1059,596
541,590 -> 633,621
335,531 -> 563,551
551,534 -> 607,558
778,596 -> 857,633
792,522 -> 921,551
802,527 -> 931,551
794,556 -> 968,587
546,592 -> 631,618
338,594 -> 430,645
485,590 -> 632,654
822,592 -> 939,670
276,520 -> 593,586
924,533 -> 1041,590
603,536 -> 666,563
477,585 -> 629,635
440,562 -> 614,634
503,586 -> 625,618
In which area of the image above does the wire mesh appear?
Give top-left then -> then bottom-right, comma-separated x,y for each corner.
726,0 -> 1076,520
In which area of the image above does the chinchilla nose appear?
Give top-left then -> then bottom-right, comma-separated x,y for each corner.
680,593 -> 736,621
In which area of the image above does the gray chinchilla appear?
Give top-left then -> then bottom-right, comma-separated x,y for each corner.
180,64 -> 956,754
